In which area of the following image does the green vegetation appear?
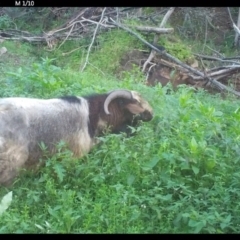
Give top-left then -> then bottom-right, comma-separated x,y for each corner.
0,19 -> 240,233
0,14 -> 14,29
158,36 -> 194,62
88,29 -> 144,74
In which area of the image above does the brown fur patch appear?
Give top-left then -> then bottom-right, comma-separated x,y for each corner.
125,103 -> 145,114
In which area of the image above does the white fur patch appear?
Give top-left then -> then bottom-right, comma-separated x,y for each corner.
0,96 -> 94,158
74,98 -> 93,156
131,91 -> 153,113
0,137 -> 4,147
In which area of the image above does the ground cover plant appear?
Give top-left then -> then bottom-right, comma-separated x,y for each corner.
1,17 -> 240,232
1,64 -> 240,232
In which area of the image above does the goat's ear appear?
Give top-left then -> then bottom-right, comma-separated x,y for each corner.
125,103 -> 145,114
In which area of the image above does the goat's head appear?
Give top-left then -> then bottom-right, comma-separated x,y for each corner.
103,89 -> 153,123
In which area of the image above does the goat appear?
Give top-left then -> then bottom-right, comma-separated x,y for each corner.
0,89 -> 153,186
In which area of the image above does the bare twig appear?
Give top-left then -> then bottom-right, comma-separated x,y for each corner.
158,58 -> 186,72
205,45 -> 225,58
190,69 -> 237,81
202,15 -> 208,52
80,7 -> 106,72
194,53 -> 240,65
142,7 -> 175,72
145,62 -> 156,81
224,56 -> 240,60
0,9 -> 117,45
81,17 -> 114,28
44,13 -> 114,37
227,7 -> 240,47
127,26 -> 174,33
233,20 -> 240,46
56,24 -> 75,50
88,62 -> 106,76
205,15 -> 220,31
207,66 -> 234,72
62,45 -> 89,56
0,7 -> 136,47
54,8 -> 88,30
48,7 -> 121,36
227,7 -> 235,26
116,7 -> 119,23
190,67 -> 240,80
0,17 -> 113,44
68,8 -> 89,26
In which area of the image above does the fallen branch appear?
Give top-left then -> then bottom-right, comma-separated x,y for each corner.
190,66 -> 240,80
159,58 -> 186,71
223,56 -> 240,60
194,53 -> 240,65
81,17 -> 115,28
207,65 -> 240,72
46,7 -> 124,37
127,25 -> 174,34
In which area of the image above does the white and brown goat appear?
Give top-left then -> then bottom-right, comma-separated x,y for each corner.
0,89 -> 153,185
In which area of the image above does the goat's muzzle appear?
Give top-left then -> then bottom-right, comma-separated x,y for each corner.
139,110 -> 153,122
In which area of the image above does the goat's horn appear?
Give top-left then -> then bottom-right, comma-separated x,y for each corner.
104,89 -> 132,115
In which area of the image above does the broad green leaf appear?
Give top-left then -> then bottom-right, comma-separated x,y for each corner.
193,221 -> 206,233
141,157 -> 160,171
188,219 -> 198,227
17,67 -> 22,74
116,164 -> 121,173
180,162 -> 190,170
206,160 -> 216,170
190,137 -> 198,153
220,223 -> 228,230
127,175 -> 135,186
213,111 -> 223,117
224,214 -> 232,223
35,224 -> 44,230
156,194 -> 172,201
129,211 -> 141,222
0,191 -> 13,216
53,163 -> 66,182
192,166 -> 199,175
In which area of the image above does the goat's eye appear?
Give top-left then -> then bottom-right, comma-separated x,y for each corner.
119,99 -> 124,105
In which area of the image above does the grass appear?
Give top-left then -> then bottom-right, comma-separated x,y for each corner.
0,40 -> 37,88
1,26 -> 240,233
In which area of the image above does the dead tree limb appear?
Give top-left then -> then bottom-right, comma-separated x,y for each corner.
190,66 -> 240,80
127,26 -> 174,34
194,53 -> 240,65
227,7 -> 240,47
